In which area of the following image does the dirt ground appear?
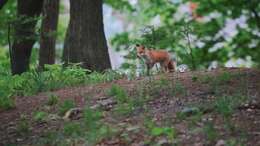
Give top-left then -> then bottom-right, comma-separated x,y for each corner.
0,68 -> 259,146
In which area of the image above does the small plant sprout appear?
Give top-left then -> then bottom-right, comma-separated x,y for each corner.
17,115 -> 30,135
33,111 -> 48,122
58,99 -> 76,116
203,122 -> 218,143
107,84 -> 129,103
47,93 -> 59,106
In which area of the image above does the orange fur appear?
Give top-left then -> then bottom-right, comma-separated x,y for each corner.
136,44 -> 176,74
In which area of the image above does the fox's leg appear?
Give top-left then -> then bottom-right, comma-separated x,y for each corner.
146,65 -> 150,76
146,63 -> 154,76
155,64 -> 160,72
159,62 -> 168,73
159,62 -> 164,73
168,60 -> 176,72
162,60 -> 170,73
172,60 -> 176,72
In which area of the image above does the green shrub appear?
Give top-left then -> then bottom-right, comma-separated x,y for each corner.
0,77 -> 15,109
84,107 -> 103,128
63,122 -> 83,137
46,94 -> 59,106
107,85 -> 139,116
86,70 -> 123,84
215,72 -> 232,84
147,77 -> 170,96
38,131 -> 61,146
0,96 -> 15,110
103,69 -> 124,82
17,115 -> 30,135
33,111 -> 47,122
203,122 -> 218,142
0,63 -> 124,111
83,107 -> 116,144
151,126 -> 176,140
0,48 -> 11,75
58,100 -> 75,116
43,64 -> 88,90
145,118 -> 177,141
215,96 -> 235,118
214,95 -> 247,118
107,84 -> 128,103
144,76 -> 186,97
113,102 -> 134,115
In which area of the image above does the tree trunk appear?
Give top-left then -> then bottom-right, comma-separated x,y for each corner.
63,0 -> 111,72
11,0 -> 43,75
39,0 -> 59,70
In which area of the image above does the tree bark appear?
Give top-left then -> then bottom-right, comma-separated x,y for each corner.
63,0 -> 111,72
39,0 -> 59,69
11,0 -> 43,75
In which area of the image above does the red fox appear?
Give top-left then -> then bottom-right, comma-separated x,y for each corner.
136,44 -> 176,75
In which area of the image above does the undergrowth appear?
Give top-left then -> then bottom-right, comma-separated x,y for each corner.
39,107 -> 117,145
0,64 -> 123,110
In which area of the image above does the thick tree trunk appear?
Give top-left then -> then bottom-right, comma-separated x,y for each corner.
63,0 -> 111,71
11,0 -> 43,75
39,0 -> 59,69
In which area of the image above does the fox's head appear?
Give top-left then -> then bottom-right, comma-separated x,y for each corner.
136,44 -> 146,58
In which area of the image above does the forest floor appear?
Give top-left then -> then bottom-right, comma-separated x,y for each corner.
0,68 -> 260,146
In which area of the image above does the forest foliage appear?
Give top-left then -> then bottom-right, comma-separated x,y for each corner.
0,0 -> 259,70
108,0 -> 259,70
0,1 -> 259,146
0,0 -> 259,109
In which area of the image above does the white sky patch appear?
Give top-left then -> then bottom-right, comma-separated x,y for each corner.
225,56 -> 253,68
103,5 -> 124,38
196,41 -> 205,48
202,11 -> 222,23
252,29 -> 260,37
214,15 -> 248,42
228,51 -> 234,57
236,15 -> 248,29
209,11 -> 222,19
128,0 -> 138,6
216,18 -> 238,42
150,15 -> 161,27
209,42 -> 225,52
102,5 -> 127,69
183,34 -> 198,49
248,39 -> 259,48
203,36 -> 212,41
170,0 -> 182,4
173,3 -> 191,21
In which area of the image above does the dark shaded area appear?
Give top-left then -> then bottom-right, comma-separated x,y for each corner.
11,0 -> 43,75
0,0 -> 8,10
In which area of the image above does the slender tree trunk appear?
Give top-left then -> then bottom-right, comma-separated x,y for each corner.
39,0 -> 59,69
11,0 -> 43,75
63,0 -> 111,71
